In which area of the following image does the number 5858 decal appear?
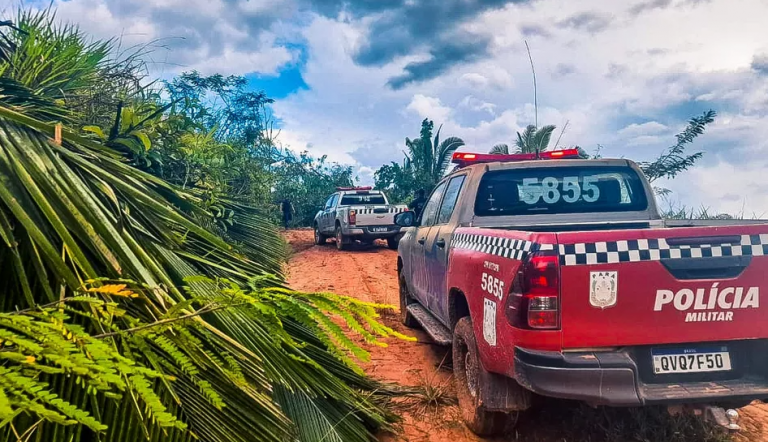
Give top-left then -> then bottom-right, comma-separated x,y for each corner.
481,273 -> 505,300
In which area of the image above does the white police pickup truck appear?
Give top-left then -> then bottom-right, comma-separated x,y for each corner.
313,187 -> 407,250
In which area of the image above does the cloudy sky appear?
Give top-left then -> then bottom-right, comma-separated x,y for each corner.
5,0 -> 768,216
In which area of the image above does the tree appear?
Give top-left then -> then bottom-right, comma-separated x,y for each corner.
489,124 -> 557,155
375,118 -> 464,202
639,110 -> 716,184
374,159 -> 417,204
265,147 -> 355,226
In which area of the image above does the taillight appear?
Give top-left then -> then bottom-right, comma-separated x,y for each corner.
504,251 -> 560,330
348,210 -> 356,225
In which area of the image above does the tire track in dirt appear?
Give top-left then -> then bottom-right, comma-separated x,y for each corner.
283,229 -> 768,442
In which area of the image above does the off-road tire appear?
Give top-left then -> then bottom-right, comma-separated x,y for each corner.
453,317 -> 517,436
314,224 -> 327,245
399,274 -> 420,328
386,237 -> 399,250
335,226 -> 348,251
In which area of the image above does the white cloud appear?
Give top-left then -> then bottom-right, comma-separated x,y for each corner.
460,73 -> 490,89
618,121 -> 669,138
667,161 -> 768,217
184,43 -> 293,76
458,95 -> 496,115
45,0 -> 296,77
405,94 -> 453,122
53,0 -> 156,48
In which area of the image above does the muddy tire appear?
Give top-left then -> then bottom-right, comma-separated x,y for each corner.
399,274 -> 420,328
335,226 -> 348,251
453,317 -> 516,436
386,237 -> 398,250
314,224 -> 327,245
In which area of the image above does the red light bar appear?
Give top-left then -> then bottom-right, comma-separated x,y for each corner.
543,149 -> 581,158
451,148 -> 581,167
336,186 -> 373,191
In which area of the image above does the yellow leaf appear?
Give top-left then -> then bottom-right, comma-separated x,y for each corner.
88,284 -> 136,298
25,356 -> 36,364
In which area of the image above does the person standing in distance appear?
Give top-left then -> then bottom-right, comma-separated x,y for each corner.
408,189 -> 426,218
279,198 -> 294,229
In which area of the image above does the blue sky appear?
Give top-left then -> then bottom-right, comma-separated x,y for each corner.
4,0 -> 768,216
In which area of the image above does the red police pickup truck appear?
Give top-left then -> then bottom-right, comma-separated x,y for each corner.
393,149 -> 768,435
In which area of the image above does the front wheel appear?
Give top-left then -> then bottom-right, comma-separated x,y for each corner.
453,317 -> 517,436
386,237 -> 398,250
314,224 -> 327,245
335,226 -> 348,251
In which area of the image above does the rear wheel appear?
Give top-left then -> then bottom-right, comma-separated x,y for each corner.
335,226 -> 348,251
399,274 -> 420,328
314,224 -> 327,245
453,317 -> 517,436
386,237 -> 398,250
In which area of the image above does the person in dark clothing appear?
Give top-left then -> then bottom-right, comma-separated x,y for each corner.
408,189 -> 426,218
279,198 -> 294,229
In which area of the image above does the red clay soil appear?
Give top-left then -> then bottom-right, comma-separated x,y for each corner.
283,228 -> 767,442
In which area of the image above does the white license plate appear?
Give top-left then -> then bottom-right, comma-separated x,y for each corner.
652,347 -> 732,374
372,227 -> 388,232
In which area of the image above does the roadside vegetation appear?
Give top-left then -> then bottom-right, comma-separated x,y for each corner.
0,8 -> 408,442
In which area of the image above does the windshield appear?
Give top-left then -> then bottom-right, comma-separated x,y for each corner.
474,166 -> 648,216
340,193 -> 387,205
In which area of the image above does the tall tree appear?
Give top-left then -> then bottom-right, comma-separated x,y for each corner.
489,124 -> 557,155
405,118 -> 464,189
375,118 -> 464,202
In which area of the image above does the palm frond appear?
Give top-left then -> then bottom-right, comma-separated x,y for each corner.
0,104 -> 398,441
532,124 -> 556,154
489,144 -> 509,154
435,136 -> 464,179
515,125 -> 537,153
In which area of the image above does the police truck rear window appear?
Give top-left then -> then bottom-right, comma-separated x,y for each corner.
340,194 -> 386,205
474,166 -> 648,216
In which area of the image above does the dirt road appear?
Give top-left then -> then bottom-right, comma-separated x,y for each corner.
283,229 -> 768,442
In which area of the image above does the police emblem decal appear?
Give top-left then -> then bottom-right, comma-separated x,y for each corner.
589,271 -> 618,309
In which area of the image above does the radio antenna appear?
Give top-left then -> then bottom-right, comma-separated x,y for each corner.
525,40 -> 538,131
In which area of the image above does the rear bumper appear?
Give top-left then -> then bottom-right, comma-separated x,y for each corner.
342,225 -> 401,238
514,345 -> 768,406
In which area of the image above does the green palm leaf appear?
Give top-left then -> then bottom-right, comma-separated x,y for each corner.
434,136 -> 464,179
532,124 -> 556,154
0,52 -> 398,442
489,143 -> 509,154
515,125 -> 537,154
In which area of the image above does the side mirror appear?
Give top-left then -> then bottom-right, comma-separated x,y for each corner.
394,211 -> 415,227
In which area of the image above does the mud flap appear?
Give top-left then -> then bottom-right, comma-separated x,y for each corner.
478,361 -> 531,412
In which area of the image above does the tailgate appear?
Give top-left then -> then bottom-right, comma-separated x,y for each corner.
351,205 -> 406,226
558,224 -> 768,349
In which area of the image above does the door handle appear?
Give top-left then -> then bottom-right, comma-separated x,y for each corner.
436,238 -> 446,248
418,237 -> 426,245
